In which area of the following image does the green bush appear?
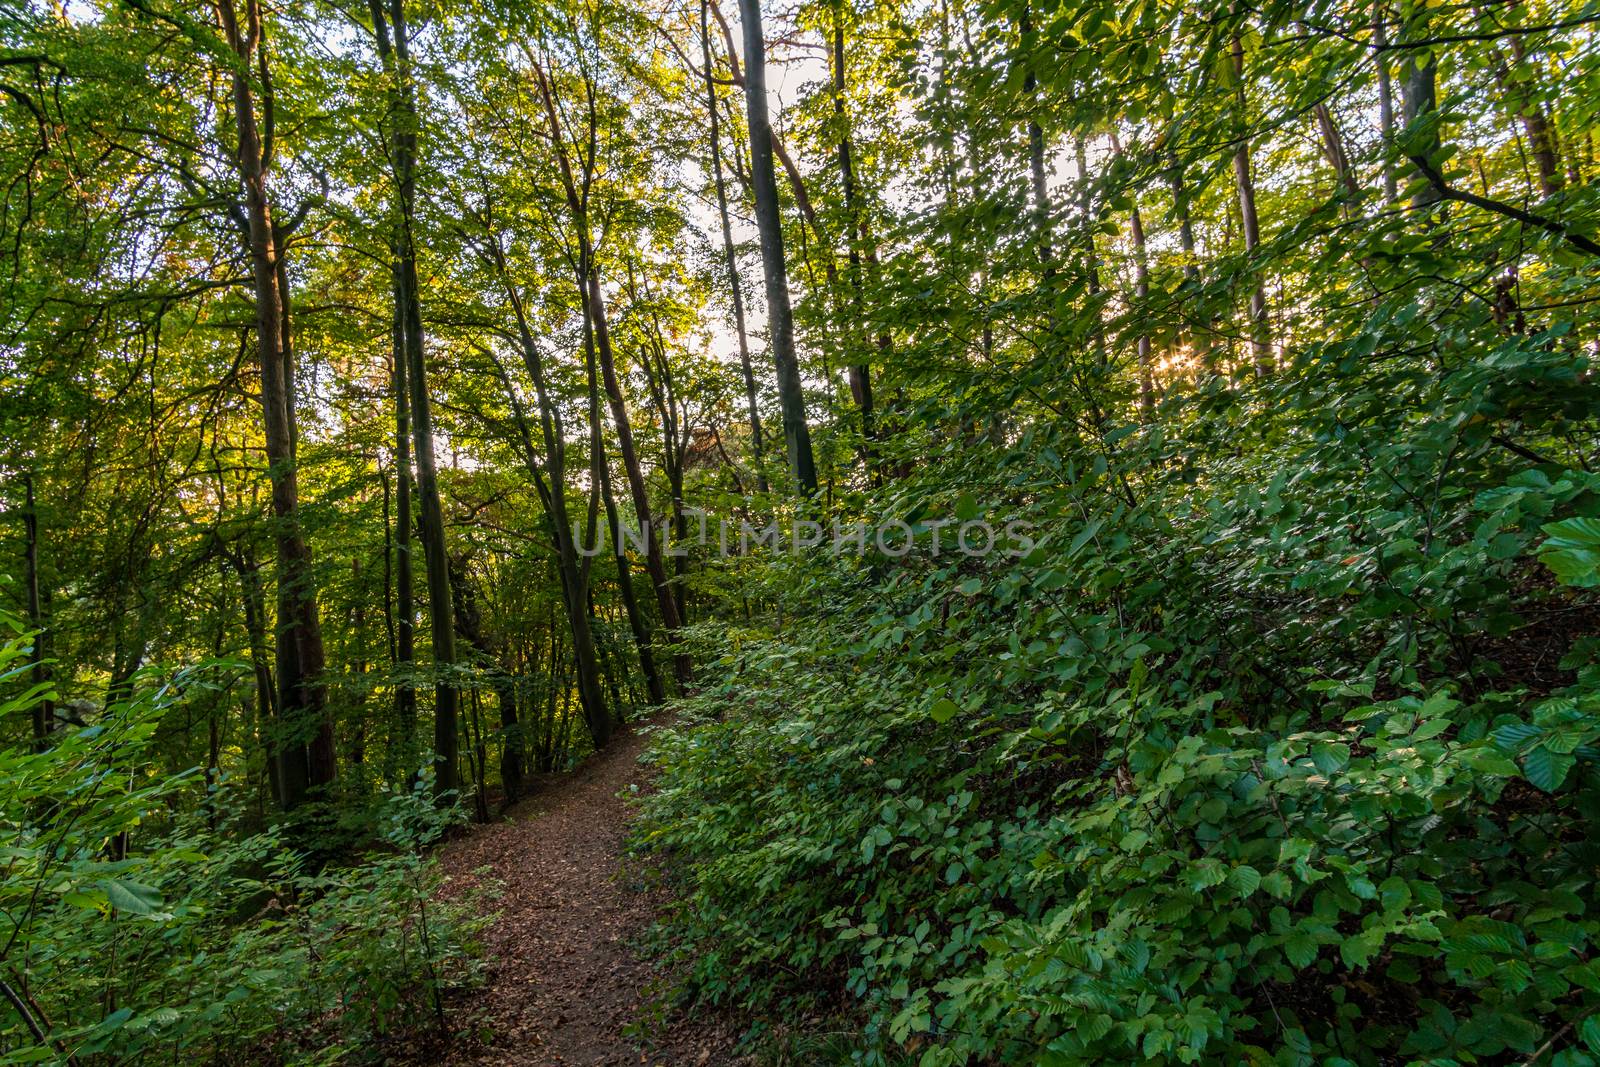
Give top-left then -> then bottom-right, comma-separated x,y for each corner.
635,351 -> 1600,1065
0,624 -> 487,1065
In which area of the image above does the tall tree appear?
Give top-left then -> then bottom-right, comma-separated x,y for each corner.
701,0 -> 768,493
1229,29 -> 1272,375
367,0 -> 460,796
214,0 -> 334,807
736,0 -> 818,495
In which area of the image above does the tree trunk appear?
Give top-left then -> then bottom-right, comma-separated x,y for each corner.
586,271 -> 691,686
488,243 -> 611,747
737,0 -> 818,495
1168,163 -> 1214,373
701,0 -> 768,493
369,0 -> 459,796
1374,0 -> 1398,202
389,270 -> 417,760
230,550 -> 281,809
1230,32 -> 1272,376
830,4 -> 875,446
1074,136 -> 1106,367
1399,5 -> 1442,211
450,558 -> 522,803
1018,4 -> 1053,272
22,472 -> 51,752
216,0 -> 332,809
1498,36 -> 1563,197
1109,133 -> 1153,416
1313,103 -> 1360,202
598,433 -> 665,706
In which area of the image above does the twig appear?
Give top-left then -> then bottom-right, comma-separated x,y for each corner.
0,975 -> 80,1067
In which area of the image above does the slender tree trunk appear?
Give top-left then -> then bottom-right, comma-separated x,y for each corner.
1230,32 -> 1272,376
389,271 -> 417,758
629,274 -> 696,625
1497,36 -> 1563,196
22,473 -> 51,752
404,257 -> 460,797
541,621 -> 563,772
450,559 -> 522,803
1374,0 -> 1398,202
737,0 -> 818,495
527,61 -> 689,689
1109,133 -> 1153,416
701,0 -> 767,492
350,557 -> 367,766
216,0 -> 332,808
598,435 -> 664,705
588,586 -> 626,722
1074,136 -> 1106,367
488,244 -> 611,747
231,550 -> 281,808
585,271 -> 691,686
1168,163 -> 1214,373
1313,102 -> 1360,202
830,3 -> 874,445
1018,5 -> 1053,272
369,0 -> 459,797
498,670 -> 522,802
467,689 -> 489,822
1399,3 -> 1442,211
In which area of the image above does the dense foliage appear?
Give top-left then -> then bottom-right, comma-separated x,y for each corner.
0,619 -> 485,1063
640,421 -> 1600,1063
2,0 -> 1597,1057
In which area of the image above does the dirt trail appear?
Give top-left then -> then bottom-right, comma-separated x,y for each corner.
423,717 -> 743,1066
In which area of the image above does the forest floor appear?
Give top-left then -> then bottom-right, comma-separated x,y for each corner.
406,714 -> 748,1066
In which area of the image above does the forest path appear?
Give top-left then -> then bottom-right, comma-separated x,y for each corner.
421,714 -> 743,1066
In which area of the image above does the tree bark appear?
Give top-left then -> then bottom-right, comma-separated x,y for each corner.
1230,32 -> 1272,376
22,472 -> 51,752
737,0 -> 818,495
367,0 -> 459,797
1373,0 -> 1398,202
389,268 -> 417,759
700,0 -> 768,493
585,272 -> 691,686
830,4 -> 875,445
216,0 -> 332,808
1109,133 -> 1153,415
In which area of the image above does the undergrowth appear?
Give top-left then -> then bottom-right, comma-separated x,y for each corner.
635,338 -> 1600,1066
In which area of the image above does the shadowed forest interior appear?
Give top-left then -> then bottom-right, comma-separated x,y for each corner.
2,0 -> 1600,1060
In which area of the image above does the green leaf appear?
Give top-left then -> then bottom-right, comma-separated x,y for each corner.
929,697 -> 961,724
1523,746 -> 1575,792
1068,518 -> 1103,558
1261,871 -> 1294,899
1311,742 -> 1350,774
1539,517 -> 1600,588
1579,1013 -> 1600,1053
101,878 -> 162,916
1284,934 -> 1317,968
